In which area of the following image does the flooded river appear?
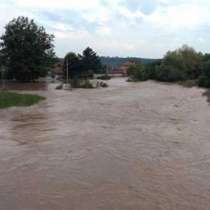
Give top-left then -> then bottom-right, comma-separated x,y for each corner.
1,78 -> 210,210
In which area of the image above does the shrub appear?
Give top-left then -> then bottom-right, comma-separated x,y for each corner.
198,75 -> 210,88
198,61 -> 210,88
154,45 -> 202,82
96,75 -> 111,80
145,61 -> 161,79
127,63 -> 149,81
75,79 -> 94,89
155,64 -> 187,82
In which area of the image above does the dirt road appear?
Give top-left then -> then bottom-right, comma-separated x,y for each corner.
1,78 -> 210,210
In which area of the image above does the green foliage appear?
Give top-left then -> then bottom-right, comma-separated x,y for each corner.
127,63 -> 149,81
154,45 -> 202,82
0,16 -> 55,82
198,60 -> 210,87
179,45 -> 203,79
79,80 -> 94,89
96,74 -> 111,80
198,75 -> 210,88
155,64 -> 187,82
82,47 -> 102,74
69,79 -> 94,88
127,45 -> 209,86
0,91 -> 45,108
63,52 -> 83,80
63,47 -> 102,81
145,60 -> 161,79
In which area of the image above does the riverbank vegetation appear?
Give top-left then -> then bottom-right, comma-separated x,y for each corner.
0,16 -> 210,90
63,47 -> 104,88
0,16 -> 56,82
0,91 -> 45,109
128,45 -> 210,88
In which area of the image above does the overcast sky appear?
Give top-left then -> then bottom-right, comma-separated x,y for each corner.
1,0 -> 210,58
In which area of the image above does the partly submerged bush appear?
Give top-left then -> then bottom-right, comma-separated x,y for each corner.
69,79 -> 94,88
198,75 -> 210,88
127,45 -> 210,87
198,61 -> 210,88
145,61 -> 161,80
78,80 -> 94,89
127,63 -> 149,81
155,64 -> 187,82
154,45 -> 202,82
96,74 -> 111,80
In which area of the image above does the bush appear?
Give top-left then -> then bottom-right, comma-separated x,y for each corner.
72,79 -> 94,89
198,61 -> 210,88
127,63 -> 149,81
198,75 -> 210,88
145,61 -> 161,79
96,75 -> 111,80
155,64 -> 187,82
154,45 -> 202,82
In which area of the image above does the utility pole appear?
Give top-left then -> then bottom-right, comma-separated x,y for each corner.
63,56 -> 72,90
66,57 -> 69,84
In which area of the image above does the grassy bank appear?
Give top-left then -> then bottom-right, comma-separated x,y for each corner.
0,91 -> 45,109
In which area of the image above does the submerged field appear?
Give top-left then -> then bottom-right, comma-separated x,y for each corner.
0,78 -> 210,210
0,91 -> 45,108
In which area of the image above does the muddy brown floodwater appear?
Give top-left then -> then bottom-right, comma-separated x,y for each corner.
1,78 -> 210,210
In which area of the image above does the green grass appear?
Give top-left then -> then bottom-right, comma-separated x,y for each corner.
0,91 -> 45,109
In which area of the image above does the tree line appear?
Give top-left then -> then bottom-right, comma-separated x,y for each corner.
0,16 -> 210,88
128,45 -> 210,88
0,16 -> 103,82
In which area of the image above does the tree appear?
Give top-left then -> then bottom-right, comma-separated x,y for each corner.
178,45 -> 203,79
154,45 -> 203,82
0,16 -> 55,82
63,52 -> 82,80
155,50 -> 187,82
64,47 -> 103,81
82,47 -> 102,75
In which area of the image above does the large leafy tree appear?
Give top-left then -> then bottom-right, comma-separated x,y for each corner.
178,45 -> 203,79
0,16 -> 55,82
155,45 -> 203,82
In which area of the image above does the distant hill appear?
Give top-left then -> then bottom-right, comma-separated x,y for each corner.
100,56 -> 159,68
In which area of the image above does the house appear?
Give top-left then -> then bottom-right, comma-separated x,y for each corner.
111,60 -> 136,76
51,60 -> 64,76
